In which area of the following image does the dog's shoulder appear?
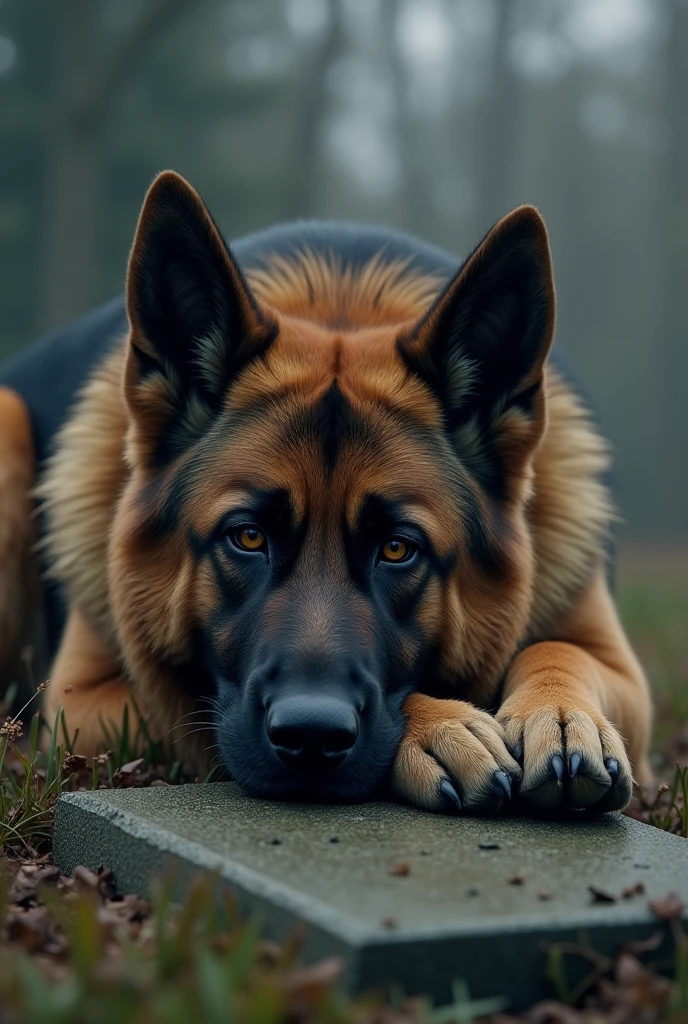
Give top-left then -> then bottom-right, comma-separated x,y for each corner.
0,298 -> 128,470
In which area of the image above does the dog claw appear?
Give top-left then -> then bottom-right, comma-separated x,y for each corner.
605,757 -> 619,782
569,753 -> 581,779
550,754 -> 564,783
512,742 -> 523,762
439,777 -> 463,812
494,770 -> 512,799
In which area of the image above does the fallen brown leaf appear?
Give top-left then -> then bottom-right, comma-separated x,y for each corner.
648,892 -> 685,920
588,885 -> 617,904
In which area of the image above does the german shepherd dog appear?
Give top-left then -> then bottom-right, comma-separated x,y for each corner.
0,171 -> 652,814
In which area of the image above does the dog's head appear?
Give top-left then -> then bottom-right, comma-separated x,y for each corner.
110,172 -> 555,801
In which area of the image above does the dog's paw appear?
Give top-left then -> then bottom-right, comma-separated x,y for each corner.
497,701 -> 633,812
390,694 -> 522,815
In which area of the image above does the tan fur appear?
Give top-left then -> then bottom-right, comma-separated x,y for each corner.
43,606 -> 143,751
247,249 -> 445,329
391,693 -> 520,812
30,177 -> 650,814
35,352 -> 128,652
0,387 -> 40,693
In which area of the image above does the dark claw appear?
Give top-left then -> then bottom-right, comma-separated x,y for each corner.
569,753 -> 581,779
550,754 -> 564,783
439,777 -> 463,812
605,758 -> 619,782
494,770 -> 512,799
512,742 -> 523,762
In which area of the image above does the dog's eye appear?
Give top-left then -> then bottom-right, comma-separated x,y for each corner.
231,526 -> 266,552
380,537 -> 415,563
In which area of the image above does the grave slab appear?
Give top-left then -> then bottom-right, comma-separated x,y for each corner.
54,783 -> 688,1010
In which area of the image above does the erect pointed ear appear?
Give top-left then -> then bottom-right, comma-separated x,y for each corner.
124,171 -> 277,463
398,205 -> 555,498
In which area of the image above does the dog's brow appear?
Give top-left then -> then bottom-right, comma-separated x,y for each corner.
190,485 -> 297,541
350,491 -> 446,531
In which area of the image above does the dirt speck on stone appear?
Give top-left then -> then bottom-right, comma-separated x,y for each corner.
478,842 -> 500,850
508,873 -> 524,885
622,882 -> 646,899
389,861 -> 410,877
329,836 -> 340,844
538,889 -> 552,901
269,837 -> 282,846
381,915 -> 398,929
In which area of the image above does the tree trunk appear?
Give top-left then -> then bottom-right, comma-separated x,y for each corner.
40,0 -> 102,331
40,0 -> 190,331
286,0 -> 345,219
380,0 -> 435,237
474,0 -> 520,234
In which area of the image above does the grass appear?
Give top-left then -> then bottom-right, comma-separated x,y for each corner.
0,697 -> 66,856
0,871 -> 394,1024
617,578 -> 688,753
0,571 -> 686,1021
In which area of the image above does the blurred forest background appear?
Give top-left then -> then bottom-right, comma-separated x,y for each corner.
0,0 -> 686,543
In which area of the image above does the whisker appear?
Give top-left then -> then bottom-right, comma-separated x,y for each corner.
170,708 -> 217,725
168,720 -> 216,734
171,725 -> 217,746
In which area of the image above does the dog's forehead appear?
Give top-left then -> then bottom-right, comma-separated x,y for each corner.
176,319 -> 457,537
228,315 -> 442,431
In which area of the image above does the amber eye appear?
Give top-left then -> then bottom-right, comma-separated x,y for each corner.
232,526 -> 266,552
380,537 -> 414,563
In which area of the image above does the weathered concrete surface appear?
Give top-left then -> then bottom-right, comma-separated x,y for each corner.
54,783 -> 688,1010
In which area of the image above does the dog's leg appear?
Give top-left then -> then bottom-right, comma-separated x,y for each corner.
43,606 -> 149,757
0,387 -> 36,693
497,567 -> 652,811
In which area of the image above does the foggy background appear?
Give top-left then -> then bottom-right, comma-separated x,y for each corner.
0,0 -> 686,543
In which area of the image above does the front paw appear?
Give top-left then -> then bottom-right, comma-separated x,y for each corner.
390,693 -> 522,815
497,701 -> 633,812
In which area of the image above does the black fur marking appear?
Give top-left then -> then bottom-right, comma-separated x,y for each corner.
511,378 -> 542,417
460,485 -> 509,579
388,564 -> 433,623
131,342 -> 162,380
319,381 -> 348,472
208,548 -> 252,613
134,466 -> 193,544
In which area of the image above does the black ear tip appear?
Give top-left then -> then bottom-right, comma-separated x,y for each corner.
143,170 -> 199,218
498,204 -> 550,254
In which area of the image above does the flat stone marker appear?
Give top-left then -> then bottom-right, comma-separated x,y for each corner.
54,783 -> 688,1010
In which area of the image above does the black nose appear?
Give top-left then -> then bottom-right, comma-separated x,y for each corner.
266,695 -> 359,772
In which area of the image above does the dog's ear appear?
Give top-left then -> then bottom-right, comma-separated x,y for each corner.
398,206 -> 555,498
125,171 -> 276,463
